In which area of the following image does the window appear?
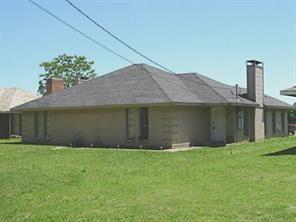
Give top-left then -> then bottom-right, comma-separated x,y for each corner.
237,110 -> 244,130
243,110 -> 249,138
44,112 -> 48,139
272,111 -> 276,134
34,112 -> 39,138
126,109 -> 135,140
19,114 -> 22,135
139,107 -> 149,140
281,111 -> 285,133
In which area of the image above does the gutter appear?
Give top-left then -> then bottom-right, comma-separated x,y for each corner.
11,101 -> 259,112
264,105 -> 295,110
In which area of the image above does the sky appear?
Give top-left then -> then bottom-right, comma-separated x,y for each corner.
0,0 -> 295,104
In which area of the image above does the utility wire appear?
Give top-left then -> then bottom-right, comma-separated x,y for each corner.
27,0 -> 134,65
28,0 -> 237,96
27,0 -> 192,91
64,0 -> 237,93
65,0 -> 175,74
27,1 -> 190,92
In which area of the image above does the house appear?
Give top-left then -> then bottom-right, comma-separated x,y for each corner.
13,60 -> 292,148
280,86 -> 296,97
0,87 -> 39,138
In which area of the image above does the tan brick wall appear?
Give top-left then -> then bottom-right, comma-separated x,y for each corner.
265,109 -> 288,138
22,106 -> 287,148
21,106 -> 212,148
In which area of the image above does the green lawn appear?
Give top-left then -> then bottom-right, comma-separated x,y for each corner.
0,137 -> 296,222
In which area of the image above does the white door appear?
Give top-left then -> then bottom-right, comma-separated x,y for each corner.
211,107 -> 226,144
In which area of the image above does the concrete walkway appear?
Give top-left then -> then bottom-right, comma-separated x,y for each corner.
51,146 -> 202,152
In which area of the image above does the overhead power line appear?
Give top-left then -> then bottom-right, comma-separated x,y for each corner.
27,0 -> 237,95
27,0 -> 190,91
63,0 -> 237,93
64,0 -> 175,74
27,0 -> 134,65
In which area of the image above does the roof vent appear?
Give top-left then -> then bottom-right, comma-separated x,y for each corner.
74,76 -> 89,85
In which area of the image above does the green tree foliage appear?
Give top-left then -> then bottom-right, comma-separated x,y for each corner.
288,106 -> 296,123
288,103 -> 296,134
38,54 -> 96,95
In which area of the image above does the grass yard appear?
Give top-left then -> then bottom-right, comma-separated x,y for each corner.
0,137 -> 296,222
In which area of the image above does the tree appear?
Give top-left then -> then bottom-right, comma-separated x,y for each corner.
38,54 -> 97,95
288,103 -> 296,135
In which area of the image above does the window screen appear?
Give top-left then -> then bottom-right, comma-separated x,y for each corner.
272,111 -> 276,134
126,108 -> 135,140
139,107 -> 149,140
44,112 -> 48,139
237,111 -> 244,130
34,112 -> 39,138
281,111 -> 285,133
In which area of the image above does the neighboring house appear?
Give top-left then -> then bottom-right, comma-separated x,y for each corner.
0,87 -> 39,138
280,87 -> 296,135
13,60 -> 292,148
280,86 -> 296,97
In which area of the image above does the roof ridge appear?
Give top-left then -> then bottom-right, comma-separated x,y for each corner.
192,73 -> 229,103
0,88 -> 15,111
140,64 -> 173,102
0,88 -> 4,100
9,88 -> 18,109
4,88 -> 15,110
194,72 -> 235,88
37,65 -> 138,99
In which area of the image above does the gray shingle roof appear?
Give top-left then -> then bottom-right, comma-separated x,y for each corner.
263,95 -> 293,108
0,87 -> 39,112
190,74 -> 292,108
13,64 -> 292,111
179,73 -> 257,105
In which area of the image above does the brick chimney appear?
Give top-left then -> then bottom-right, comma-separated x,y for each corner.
246,60 -> 265,141
45,78 -> 64,95
246,60 -> 264,107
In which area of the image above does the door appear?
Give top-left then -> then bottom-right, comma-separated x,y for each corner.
211,107 -> 226,144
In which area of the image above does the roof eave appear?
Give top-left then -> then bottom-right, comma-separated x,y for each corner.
12,102 -> 177,112
0,111 -> 12,114
264,105 -> 295,110
13,101 -> 260,112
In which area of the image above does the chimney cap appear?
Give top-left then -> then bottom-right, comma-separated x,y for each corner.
47,77 -> 64,81
246,60 -> 263,66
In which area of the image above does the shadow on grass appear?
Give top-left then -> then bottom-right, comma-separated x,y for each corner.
264,146 -> 296,156
0,142 -> 22,144
0,142 -> 39,147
